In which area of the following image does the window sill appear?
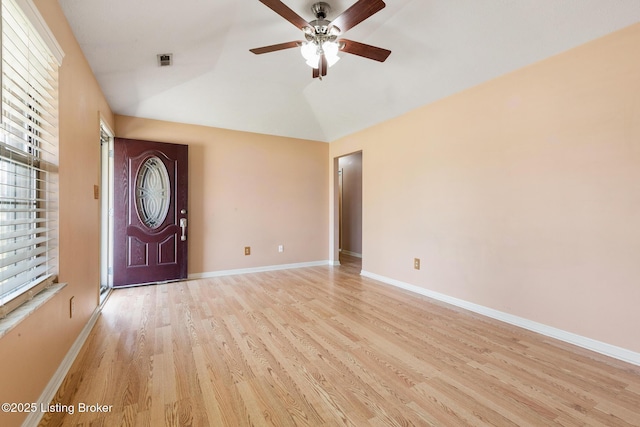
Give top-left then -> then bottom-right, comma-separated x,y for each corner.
0,283 -> 67,339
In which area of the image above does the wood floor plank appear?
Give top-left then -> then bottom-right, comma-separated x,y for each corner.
39,257 -> 640,426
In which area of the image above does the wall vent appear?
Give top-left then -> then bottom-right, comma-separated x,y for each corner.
157,53 -> 173,67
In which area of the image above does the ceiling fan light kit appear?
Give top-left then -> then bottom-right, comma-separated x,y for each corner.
250,0 -> 391,79
300,41 -> 340,68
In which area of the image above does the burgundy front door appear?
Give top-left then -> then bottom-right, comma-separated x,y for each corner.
113,138 -> 188,287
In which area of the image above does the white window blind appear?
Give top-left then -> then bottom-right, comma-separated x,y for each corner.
0,0 -> 60,315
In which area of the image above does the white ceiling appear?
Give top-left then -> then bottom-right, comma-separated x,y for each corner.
58,0 -> 640,142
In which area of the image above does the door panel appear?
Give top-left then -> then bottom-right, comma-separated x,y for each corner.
113,138 -> 188,287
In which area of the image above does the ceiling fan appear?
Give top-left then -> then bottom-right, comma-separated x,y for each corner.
250,0 -> 391,79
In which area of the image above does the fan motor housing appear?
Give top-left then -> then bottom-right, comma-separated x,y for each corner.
311,2 -> 331,19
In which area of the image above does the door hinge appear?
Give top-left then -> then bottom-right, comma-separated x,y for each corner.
109,150 -> 114,158
107,267 -> 113,275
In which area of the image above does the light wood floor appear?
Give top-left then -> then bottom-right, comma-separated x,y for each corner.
40,258 -> 640,426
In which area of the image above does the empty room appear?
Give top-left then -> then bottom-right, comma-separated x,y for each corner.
1,0 -> 639,426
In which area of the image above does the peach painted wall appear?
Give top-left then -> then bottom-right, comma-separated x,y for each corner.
115,116 -> 329,273
339,152 -> 362,255
0,1 -> 114,426
330,23 -> 640,353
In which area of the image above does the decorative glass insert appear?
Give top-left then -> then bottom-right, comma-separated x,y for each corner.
135,157 -> 171,229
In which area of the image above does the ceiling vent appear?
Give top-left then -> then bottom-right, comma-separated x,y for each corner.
157,53 -> 173,67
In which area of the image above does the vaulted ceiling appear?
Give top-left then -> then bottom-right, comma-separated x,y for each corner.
59,0 -> 640,142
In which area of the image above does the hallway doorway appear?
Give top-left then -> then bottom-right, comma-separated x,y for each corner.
337,152 -> 362,266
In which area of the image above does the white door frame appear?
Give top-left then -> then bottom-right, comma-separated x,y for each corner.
99,119 -> 114,302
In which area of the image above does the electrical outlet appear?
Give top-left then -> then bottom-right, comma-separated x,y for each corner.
244,246 -> 251,256
414,258 -> 421,270
278,245 -> 284,253
69,296 -> 75,318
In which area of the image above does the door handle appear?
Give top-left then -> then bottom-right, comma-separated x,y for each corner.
180,218 -> 187,241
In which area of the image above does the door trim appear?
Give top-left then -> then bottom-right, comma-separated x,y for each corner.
99,119 -> 114,303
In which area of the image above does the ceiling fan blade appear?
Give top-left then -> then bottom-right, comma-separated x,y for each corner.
250,41 -> 301,55
340,39 -> 391,62
330,0 -> 385,34
259,0 -> 310,30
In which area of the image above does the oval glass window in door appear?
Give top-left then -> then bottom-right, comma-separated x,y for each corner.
135,156 -> 171,229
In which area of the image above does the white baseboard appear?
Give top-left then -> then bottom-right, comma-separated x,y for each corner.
360,270 -> 640,367
23,307 -> 102,427
341,250 -> 362,258
188,260 -> 331,280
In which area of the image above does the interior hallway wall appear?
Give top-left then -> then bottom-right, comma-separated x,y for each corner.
330,23 -> 640,354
